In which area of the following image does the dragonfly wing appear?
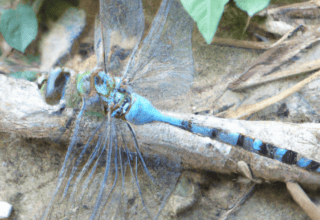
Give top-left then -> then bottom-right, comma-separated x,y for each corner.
125,0 -> 194,105
94,0 -> 145,76
46,116 -> 182,219
94,16 -> 103,70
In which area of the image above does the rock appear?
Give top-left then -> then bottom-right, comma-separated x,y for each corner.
0,201 -> 12,219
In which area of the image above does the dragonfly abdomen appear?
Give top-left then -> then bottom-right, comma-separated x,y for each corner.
125,93 -> 320,174
181,121 -> 320,173
183,122 -> 320,173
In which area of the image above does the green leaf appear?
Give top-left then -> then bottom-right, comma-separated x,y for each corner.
235,0 -> 270,17
181,0 -> 229,44
0,4 -> 38,52
9,71 -> 38,81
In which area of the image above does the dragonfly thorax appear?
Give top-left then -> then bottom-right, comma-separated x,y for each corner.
77,70 -> 132,119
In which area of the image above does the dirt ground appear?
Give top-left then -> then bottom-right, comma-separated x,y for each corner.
1,131 -> 318,219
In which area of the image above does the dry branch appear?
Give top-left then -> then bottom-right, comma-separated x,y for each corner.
1,74 -> 320,189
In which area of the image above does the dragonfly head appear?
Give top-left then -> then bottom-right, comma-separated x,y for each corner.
93,71 -> 117,96
77,69 -> 131,117
76,70 -> 117,94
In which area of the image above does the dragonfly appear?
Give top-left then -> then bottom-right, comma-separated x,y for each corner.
42,0 -> 320,219
42,0 -> 194,219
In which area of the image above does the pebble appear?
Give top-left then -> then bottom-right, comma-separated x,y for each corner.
0,201 -> 12,219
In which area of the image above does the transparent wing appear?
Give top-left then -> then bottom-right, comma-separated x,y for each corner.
124,0 -> 194,104
44,112 -> 182,219
94,0 -> 145,77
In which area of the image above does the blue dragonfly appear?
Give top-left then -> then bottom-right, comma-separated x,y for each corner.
43,0 -> 194,219
43,0 -> 320,219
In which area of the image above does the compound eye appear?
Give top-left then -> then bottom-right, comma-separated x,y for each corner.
77,71 -> 92,95
94,75 -> 103,86
94,71 -> 111,96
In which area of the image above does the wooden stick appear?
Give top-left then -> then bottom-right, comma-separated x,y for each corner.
286,182 -> 320,220
220,70 -> 320,119
1,74 -> 320,188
